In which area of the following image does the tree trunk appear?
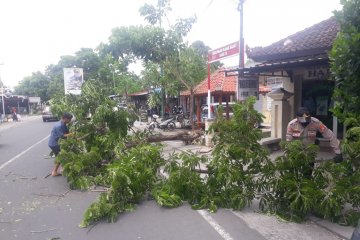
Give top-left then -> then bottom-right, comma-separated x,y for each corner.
148,130 -> 202,143
125,130 -> 203,148
190,88 -> 195,130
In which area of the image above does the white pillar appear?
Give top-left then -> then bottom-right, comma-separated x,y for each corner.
268,88 -> 294,140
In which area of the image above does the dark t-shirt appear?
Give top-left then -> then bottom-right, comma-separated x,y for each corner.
48,121 -> 69,147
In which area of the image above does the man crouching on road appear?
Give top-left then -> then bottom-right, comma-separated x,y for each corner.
48,112 -> 73,176
286,107 -> 343,163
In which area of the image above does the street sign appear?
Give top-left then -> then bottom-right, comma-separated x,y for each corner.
29,97 -> 41,103
208,41 -> 239,63
206,41 -> 240,118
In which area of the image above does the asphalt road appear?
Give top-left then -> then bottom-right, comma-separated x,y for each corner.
0,117 -> 344,240
0,117 -> 266,240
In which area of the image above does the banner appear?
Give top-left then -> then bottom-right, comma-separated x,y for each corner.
63,68 -> 83,95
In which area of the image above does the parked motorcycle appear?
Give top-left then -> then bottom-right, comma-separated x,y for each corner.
148,114 -> 176,131
148,115 -> 159,131
174,113 -> 191,129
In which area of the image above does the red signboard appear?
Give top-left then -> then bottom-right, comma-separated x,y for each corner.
208,41 -> 239,63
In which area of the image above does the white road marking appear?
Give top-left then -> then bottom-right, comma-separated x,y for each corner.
0,135 -> 49,170
197,209 -> 234,240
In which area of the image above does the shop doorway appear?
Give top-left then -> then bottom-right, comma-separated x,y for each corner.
301,80 -> 343,137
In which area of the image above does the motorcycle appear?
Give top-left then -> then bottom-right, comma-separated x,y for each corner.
173,113 -> 191,129
148,114 -> 176,131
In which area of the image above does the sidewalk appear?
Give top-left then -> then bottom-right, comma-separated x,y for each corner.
0,114 -> 41,131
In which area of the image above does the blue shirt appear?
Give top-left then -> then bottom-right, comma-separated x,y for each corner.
48,121 -> 69,147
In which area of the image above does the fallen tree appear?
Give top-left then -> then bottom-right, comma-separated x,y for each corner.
51,83 -> 359,229
124,130 -> 203,148
147,130 -> 203,143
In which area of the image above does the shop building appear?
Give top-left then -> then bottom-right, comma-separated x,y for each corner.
228,16 -> 341,144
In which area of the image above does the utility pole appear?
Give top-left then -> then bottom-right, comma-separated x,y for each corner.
0,86 -> 4,118
238,0 -> 245,71
237,0 -> 245,101
0,63 -> 5,118
159,1 -> 165,119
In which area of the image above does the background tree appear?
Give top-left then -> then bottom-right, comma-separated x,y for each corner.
74,48 -> 102,81
97,54 -> 127,95
138,0 -> 196,117
98,25 -> 179,113
330,0 -> 360,122
44,63 -> 66,99
191,40 -> 223,71
115,72 -> 142,103
15,48 -> 102,102
139,0 -> 171,27
14,71 -> 50,101
163,45 -> 207,129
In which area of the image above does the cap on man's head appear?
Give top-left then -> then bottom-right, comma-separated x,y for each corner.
62,112 -> 73,120
296,107 -> 310,117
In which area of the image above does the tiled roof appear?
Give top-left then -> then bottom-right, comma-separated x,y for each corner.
181,70 -> 236,96
247,17 -> 339,62
181,69 -> 270,96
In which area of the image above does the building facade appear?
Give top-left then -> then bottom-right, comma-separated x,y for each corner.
230,17 -> 340,141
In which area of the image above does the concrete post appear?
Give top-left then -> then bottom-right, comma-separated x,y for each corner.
205,118 -> 214,147
268,88 -> 294,140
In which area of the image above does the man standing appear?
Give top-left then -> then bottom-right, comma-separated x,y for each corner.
286,107 -> 343,162
48,112 -> 73,176
12,107 -> 18,121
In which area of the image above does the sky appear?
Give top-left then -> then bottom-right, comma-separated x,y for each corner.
0,0 -> 342,87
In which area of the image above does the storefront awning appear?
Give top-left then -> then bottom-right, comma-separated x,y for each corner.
224,54 -> 329,77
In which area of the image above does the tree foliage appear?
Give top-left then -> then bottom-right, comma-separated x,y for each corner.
327,2 -> 360,225
100,25 -> 175,63
14,71 -> 50,101
204,97 -> 270,211
139,0 -> 172,26
15,48 -> 103,102
191,40 -> 223,71
330,0 -> 360,121
163,45 -> 207,129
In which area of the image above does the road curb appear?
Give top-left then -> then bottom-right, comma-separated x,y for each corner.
308,216 -> 353,240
